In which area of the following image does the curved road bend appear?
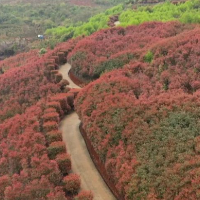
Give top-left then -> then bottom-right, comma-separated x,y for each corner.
59,63 -> 116,200
59,63 -> 81,89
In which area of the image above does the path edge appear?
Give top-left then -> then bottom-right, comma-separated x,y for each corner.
79,123 -> 125,200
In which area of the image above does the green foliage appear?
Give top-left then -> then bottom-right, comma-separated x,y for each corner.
95,53 -> 134,78
119,0 -> 200,26
144,51 -> 154,63
46,131 -> 62,144
0,0 -> 115,50
56,153 -> 71,175
47,141 -> 66,160
45,4 -> 124,39
44,0 -> 200,43
39,48 -> 47,55
128,111 -> 200,199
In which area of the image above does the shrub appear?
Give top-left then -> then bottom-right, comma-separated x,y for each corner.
74,191 -> 94,200
57,52 -> 66,64
55,73 -> 63,83
46,64 -> 56,71
59,79 -> 69,90
46,130 -> 63,144
47,187 -> 68,200
47,141 -> 66,159
50,93 -> 72,111
144,51 -> 154,63
42,112 -> 59,123
51,70 -> 59,75
56,153 -> 71,174
32,121 -> 40,132
43,121 -> 58,133
46,101 -> 63,115
39,48 -> 47,55
63,174 -> 81,194
0,175 -> 10,197
44,108 -> 57,114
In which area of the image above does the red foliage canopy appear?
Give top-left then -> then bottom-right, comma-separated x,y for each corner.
75,22 -> 200,199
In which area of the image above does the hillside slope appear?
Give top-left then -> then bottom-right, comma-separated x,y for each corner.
0,39 -> 95,199
1,0 -> 200,199
75,21 -> 200,199
68,21 -> 194,80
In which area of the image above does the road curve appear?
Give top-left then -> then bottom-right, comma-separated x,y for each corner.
59,63 -> 116,200
59,63 -> 81,89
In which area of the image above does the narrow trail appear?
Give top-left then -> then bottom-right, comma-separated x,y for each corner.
59,63 -> 81,89
59,63 -> 116,200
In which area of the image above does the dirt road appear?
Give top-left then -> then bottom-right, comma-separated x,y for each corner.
59,63 -> 80,89
59,63 -> 116,200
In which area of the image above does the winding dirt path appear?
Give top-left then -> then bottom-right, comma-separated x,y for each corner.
59,63 -> 81,89
59,63 -> 116,200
